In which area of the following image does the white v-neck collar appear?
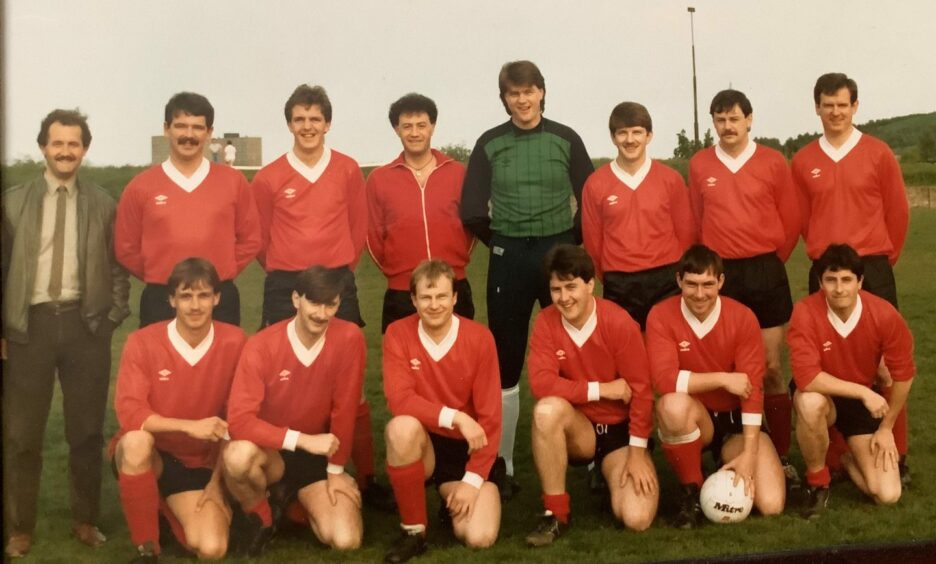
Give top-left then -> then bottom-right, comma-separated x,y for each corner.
610,158 -> 651,191
561,299 -> 598,348
826,294 -> 863,339
418,315 -> 460,362
681,297 -> 721,340
287,318 -> 326,367
162,158 -> 210,192
287,147 -> 332,184
715,141 -> 756,174
167,319 -> 214,366
819,128 -> 862,163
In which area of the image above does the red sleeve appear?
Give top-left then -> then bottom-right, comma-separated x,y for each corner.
786,301 -> 824,390
114,181 -> 145,280
527,312 -> 588,403
466,330 -> 502,478
669,172 -> 697,252
581,174 -> 604,278
382,327 -> 447,427
645,306 -> 680,395
687,160 -> 705,243
612,315 -> 654,440
735,308 -> 765,415
773,157 -> 802,262
879,148 -> 909,265
227,340 -> 288,450
881,307 -> 915,382
250,171 -> 274,269
233,174 -> 262,275
328,329 -> 366,467
114,332 -> 155,431
364,171 -> 386,271
347,166 -> 368,271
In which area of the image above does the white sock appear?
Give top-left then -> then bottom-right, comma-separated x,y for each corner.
499,385 -> 520,475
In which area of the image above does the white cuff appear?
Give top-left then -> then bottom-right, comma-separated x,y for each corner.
439,407 -> 458,430
587,381 -> 600,402
326,464 -> 344,475
676,370 -> 691,393
461,471 -> 484,489
282,429 -> 300,451
629,436 -> 649,448
741,412 -> 762,426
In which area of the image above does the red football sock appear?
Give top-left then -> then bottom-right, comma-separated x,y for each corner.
826,426 -> 848,472
662,437 -> 704,487
387,460 -> 427,528
764,392 -> 793,458
159,499 -> 189,548
286,500 -> 307,524
118,470 -> 161,553
806,466 -> 831,488
352,401 -> 376,488
880,386 -> 909,455
542,492 -> 571,524
245,497 -> 273,528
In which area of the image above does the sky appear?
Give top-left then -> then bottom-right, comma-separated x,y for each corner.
4,0 -> 935,167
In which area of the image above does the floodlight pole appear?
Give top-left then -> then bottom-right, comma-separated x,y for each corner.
688,6 -> 700,147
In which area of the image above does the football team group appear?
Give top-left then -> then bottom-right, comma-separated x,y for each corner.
1,60 -> 914,562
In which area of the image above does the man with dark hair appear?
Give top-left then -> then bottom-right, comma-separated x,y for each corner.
251,83 -> 390,510
582,101 -> 695,330
367,93 -> 475,333
223,266 -> 365,555
688,89 -> 802,483
791,72 -> 910,479
112,258 -> 246,562
525,245 -> 656,546
115,91 -> 261,327
461,61 -> 594,495
382,259 -> 502,562
788,244 -> 914,519
647,244 -> 785,529
3,109 -> 130,558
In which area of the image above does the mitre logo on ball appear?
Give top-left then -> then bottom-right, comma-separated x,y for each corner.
699,469 -> 753,523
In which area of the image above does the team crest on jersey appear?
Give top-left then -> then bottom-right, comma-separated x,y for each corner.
410,359 -> 421,370
607,195 -> 619,206
278,369 -> 291,381
811,168 -> 822,179
157,369 -> 172,381
284,188 -> 297,199
154,194 -> 168,205
679,340 -> 691,352
706,177 -> 717,187
555,349 -> 567,360
822,341 -> 832,352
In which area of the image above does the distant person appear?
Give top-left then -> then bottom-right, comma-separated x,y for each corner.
525,245 -> 657,547
788,244 -> 914,519
114,92 -> 261,327
209,140 -> 222,163
688,90 -> 802,484
112,258 -> 246,562
460,60 -> 594,496
2,109 -> 130,558
382,260 -> 502,563
223,140 -> 236,166
250,84 -> 391,511
366,93 -> 475,333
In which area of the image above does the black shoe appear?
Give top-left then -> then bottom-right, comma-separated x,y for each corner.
488,457 -> 507,493
438,502 -> 453,531
800,486 -> 830,520
242,512 -> 276,557
268,481 -> 297,527
899,457 -> 911,488
363,476 -> 398,513
130,542 -> 158,563
525,513 -> 569,547
589,464 -> 607,494
672,484 -> 703,529
499,474 -> 521,502
384,530 -> 427,563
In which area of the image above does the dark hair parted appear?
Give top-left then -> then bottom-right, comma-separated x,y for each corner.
37,109 -> 92,148
710,89 -> 752,117
164,92 -> 214,128
167,258 -> 221,295
285,84 -> 332,123
608,101 -> 652,135
814,73 -> 858,105
388,93 -> 438,127
814,243 -> 864,282
294,265 -> 345,304
677,244 -> 725,279
498,60 -> 545,115
544,244 -> 595,283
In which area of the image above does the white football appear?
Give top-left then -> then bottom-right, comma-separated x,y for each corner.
699,469 -> 754,523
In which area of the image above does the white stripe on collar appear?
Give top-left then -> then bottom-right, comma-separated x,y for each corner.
680,297 -> 721,340
161,158 -> 210,192
418,315 -> 460,362
287,318 -> 326,367
826,294 -> 863,339
610,158 -> 651,191
715,141 -> 756,174
167,319 -> 214,366
287,147 -> 332,184
561,298 -> 598,348
819,128 -> 862,163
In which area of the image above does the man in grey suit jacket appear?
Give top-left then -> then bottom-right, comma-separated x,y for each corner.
2,109 -> 130,558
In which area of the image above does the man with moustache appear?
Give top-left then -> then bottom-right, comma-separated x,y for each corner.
115,92 -> 261,327
2,109 -> 130,557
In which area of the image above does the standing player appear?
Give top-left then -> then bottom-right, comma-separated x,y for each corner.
112,258 -> 245,562
582,101 -> 695,331
646,245 -> 785,529
223,266 -> 365,554
367,93 -> 476,333
382,260 -> 501,562
461,60 -> 593,494
788,244 -> 914,519
115,92 -> 261,327
688,90 -> 801,481
250,85 -> 389,509
525,245 -> 657,547
791,73 -> 910,479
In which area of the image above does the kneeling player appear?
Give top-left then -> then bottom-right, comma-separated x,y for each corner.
224,266 -> 365,553
382,260 -> 502,563
525,245 -> 657,546
113,258 -> 246,562
646,245 -> 785,529
788,244 -> 914,518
